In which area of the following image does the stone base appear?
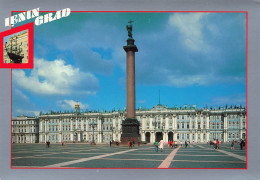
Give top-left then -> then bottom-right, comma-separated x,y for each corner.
120,118 -> 140,144
121,136 -> 139,144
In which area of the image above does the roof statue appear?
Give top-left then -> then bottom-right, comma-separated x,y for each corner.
126,20 -> 133,38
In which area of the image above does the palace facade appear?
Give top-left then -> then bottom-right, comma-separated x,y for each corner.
12,103 -> 246,144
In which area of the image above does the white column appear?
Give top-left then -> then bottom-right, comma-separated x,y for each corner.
78,133 -> 81,141
97,119 -> 101,143
165,115 -> 169,130
224,115 -> 227,142
59,133 -> 62,143
59,119 -> 62,132
164,132 -> 168,142
195,115 -> 198,129
206,132 -> 210,142
173,133 -> 177,141
206,115 -> 210,129
142,115 -> 146,130
81,119 -> 84,131
240,114 -> 243,139
174,116 -> 177,129
70,133 -> 73,142
44,120 -> 47,132
141,132 -> 145,142
189,116 -> 192,131
149,115 -> 153,130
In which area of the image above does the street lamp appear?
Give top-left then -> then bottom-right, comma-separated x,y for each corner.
89,118 -> 97,144
111,126 -> 115,141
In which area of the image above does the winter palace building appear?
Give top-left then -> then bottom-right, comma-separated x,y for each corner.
12,102 -> 247,144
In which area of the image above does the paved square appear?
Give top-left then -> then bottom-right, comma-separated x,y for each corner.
12,143 -> 246,168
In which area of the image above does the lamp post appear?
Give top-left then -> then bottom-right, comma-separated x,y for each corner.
111,127 -> 115,141
89,118 -> 97,144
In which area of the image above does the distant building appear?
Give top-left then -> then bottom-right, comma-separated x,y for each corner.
4,30 -> 28,64
12,116 -> 39,143
12,103 -> 246,144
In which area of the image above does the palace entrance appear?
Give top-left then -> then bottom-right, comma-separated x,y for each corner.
156,132 -> 163,141
145,132 -> 150,143
168,132 -> 173,141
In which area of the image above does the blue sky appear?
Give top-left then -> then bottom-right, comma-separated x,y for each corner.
12,12 -> 246,117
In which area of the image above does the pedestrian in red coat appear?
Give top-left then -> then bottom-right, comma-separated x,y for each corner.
216,139 -> 219,149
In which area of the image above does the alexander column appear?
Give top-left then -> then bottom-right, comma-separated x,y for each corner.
121,21 -> 140,143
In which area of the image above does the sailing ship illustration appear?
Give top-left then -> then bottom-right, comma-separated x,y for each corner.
4,36 -> 24,63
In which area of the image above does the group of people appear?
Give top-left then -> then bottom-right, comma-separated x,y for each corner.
110,141 -> 120,147
154,139 -> 165,152
209,139 -> 246,150
231,139 -> 246,150
127,140 -> 135,148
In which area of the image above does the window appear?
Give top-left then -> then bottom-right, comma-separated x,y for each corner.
187,123 -> 189,129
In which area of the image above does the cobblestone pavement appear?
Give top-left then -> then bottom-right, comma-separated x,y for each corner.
12,143 -> 246,168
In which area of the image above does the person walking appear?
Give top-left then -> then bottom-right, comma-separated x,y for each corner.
240,139 -> 244,150
159,139 -> 164,152
216,139 -> 219,149
168,140 -> 171,149
128,140 -> 131,149
185,141 -> 188,148
231,140 -> 234,150
154,140 -> 159,152
110,141 -> 112,147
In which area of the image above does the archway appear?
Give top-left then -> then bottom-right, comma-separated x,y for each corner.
145,132 -> 150,143
168,132 -> 173,141
156,132 -> 163,141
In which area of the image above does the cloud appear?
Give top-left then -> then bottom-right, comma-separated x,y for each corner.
137,100 -> 146,104
13,58 -> 99,95
57,99 -> 90,110
51,20 -> 120,75
133,13 -> 246,87
211,93 -> 246,106
72,45 -> 115,75
12,89 -> 40,117
169,13 -> 208,51
14,109 -> 40,117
